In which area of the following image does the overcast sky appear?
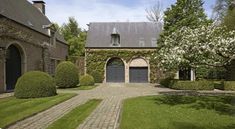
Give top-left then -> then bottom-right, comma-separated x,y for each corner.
30,0 -> 216,30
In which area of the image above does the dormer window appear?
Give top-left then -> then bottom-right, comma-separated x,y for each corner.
111,27 -> 120,46
43,24 -> 57,46
151,38 -> 157,47
139,38 -> 145,47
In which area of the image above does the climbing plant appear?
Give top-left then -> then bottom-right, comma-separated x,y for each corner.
86,49 -> 160,83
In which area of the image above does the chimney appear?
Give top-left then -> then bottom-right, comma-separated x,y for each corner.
33,1 -> 46,15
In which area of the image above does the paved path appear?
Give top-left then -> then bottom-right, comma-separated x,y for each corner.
7,83 -> 159,129
0,92 -> 13,99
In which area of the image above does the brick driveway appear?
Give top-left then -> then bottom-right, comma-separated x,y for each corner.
7,83 -> 159,129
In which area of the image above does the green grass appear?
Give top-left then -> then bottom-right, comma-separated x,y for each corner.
58,85 -> 98,90
77,85 -> 97,90
0,93 -> 76,128
47,99 -> 101,129
120,95 -> 235,129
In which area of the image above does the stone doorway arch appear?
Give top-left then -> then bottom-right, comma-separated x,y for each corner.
129,58 -> 149,83
106,58 -> 125,83
5,44 -> 25,91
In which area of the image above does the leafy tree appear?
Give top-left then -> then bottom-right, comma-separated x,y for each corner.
57,17 -> 86,57
160,0 -> 209,41
157,24 -> 235,70
223,1 -> 235,30
61,17 -> 81,41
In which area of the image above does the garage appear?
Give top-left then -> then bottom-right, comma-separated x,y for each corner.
129,58 -> 149,83
129,67 -> 148,83
106,58 -> 125,82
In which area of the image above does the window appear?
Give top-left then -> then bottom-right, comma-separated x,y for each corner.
111,34 -> 120,46
111,27 -> 120,46
139,38 -> 145,47
49,59 -> 56,76
151,38 -> 157,47
50,30 -> 56,46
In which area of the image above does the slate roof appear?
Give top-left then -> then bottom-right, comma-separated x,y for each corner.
86,22 -> 162,48
0,0 -> 67,44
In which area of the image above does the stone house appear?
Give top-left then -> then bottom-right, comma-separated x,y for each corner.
85,22 -> 162,83
0,0 -> 68,93
85,22 -> 197,83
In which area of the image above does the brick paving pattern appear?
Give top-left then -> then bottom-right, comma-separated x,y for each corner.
7,83 -> 159,129
7,83 -> 234,129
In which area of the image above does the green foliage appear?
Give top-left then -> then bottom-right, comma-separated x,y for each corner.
79,74 -> 95,86
223,7 -> 235,30
0,93 -> 76,128
171,80 -> 215,90
160,77 -> 177,88
55,61 -> 79,88
47,99 -> 101,129
196,67 -> 227,80
86,50 -> 158,83
61,17 -> 81,40
90,71 -> 104,83
224,81 -> 235,91
159,0 -> 209,46
121,95 -> 235,129
214,81 -> 225,90
57,17 -> 86,57
14,71 -> 57,99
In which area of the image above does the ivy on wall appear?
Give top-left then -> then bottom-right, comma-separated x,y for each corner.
86,49 -> 161,83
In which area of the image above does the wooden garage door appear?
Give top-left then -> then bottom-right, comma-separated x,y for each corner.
106,58 -> 125,82
129,67 -> 148,83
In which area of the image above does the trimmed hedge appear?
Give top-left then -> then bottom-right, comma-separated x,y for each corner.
159,77 -> 177,88
14,71 -> 57,98
171,80 -> 215,90
79,74 -> 95,86
224,81 -> 235,91
55,61 -> 79,88
90,71 -> 103,83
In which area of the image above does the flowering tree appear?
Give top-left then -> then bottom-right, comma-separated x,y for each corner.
157,24 -> 235,70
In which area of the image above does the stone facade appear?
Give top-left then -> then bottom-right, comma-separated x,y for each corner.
0,18 -> 68,93
85,49 -> 160,83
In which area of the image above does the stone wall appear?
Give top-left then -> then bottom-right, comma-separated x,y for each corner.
85,49 -> 161,83
0,18 -> 68,93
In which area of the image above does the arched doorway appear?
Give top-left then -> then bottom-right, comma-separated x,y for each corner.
6,45 -> 22,91
106,58 -> 125,82
129,58 -> 148,83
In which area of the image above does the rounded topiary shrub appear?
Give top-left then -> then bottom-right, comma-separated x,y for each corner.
55,61 -> 79,88
79,74 -> 95,86
14,71 -> 57,99
90,71 -> 103,83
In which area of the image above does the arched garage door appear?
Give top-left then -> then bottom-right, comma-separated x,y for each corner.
129,58 -> 148,83
106,58 -> 125,82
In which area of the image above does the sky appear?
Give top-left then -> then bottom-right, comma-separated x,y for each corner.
30,0 -> 217,30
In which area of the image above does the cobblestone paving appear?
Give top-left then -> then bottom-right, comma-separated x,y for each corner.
6,83 -> 235,129
7,83 -> 159,129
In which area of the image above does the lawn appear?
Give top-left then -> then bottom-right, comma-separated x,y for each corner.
58,85 -> 98,91
47,99 -> 101,129
120,95 -> 235,129
0,93 -> 76,128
